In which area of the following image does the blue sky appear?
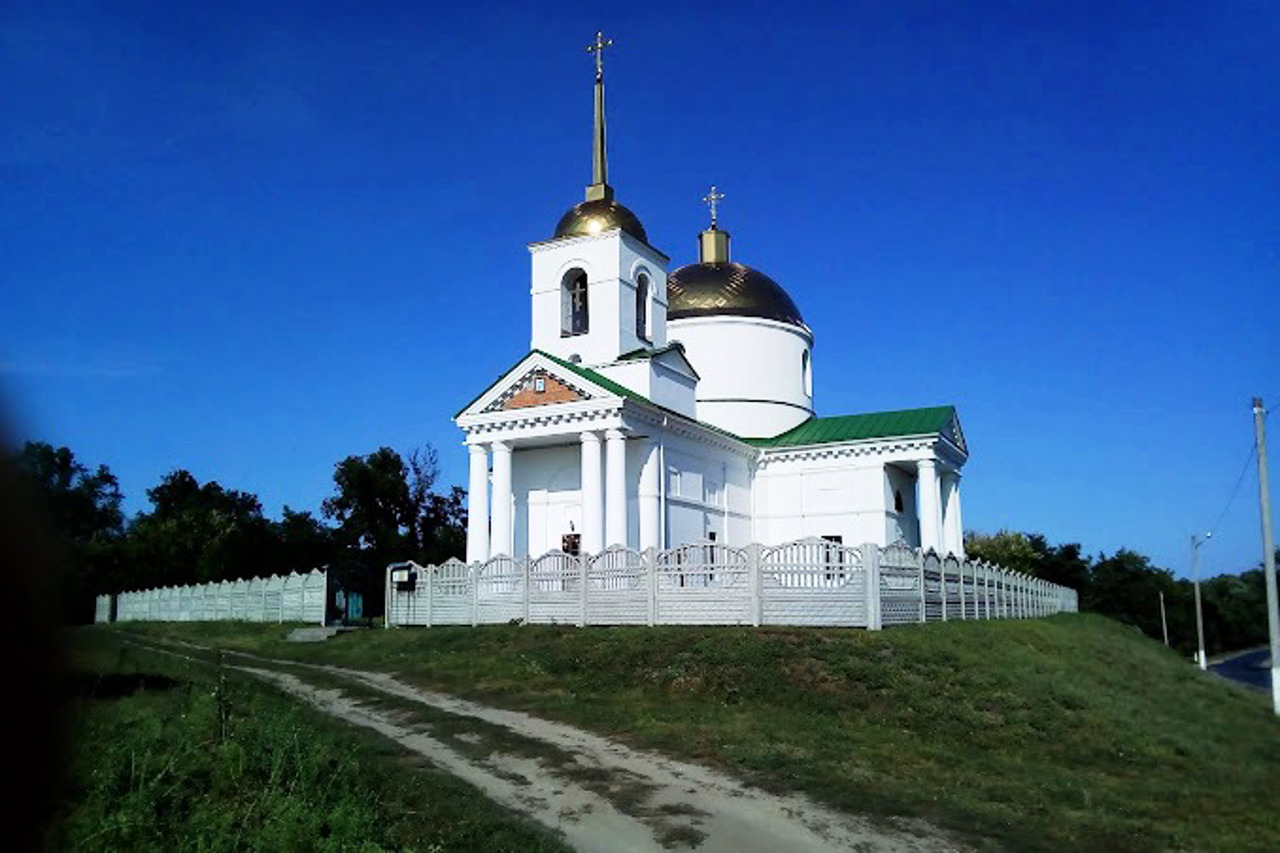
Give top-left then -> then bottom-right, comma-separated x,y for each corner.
3,1 -> 1277,578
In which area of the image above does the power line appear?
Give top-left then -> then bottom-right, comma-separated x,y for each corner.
1208,441 -> 1257,539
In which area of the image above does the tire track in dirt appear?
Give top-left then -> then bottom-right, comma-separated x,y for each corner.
127,635 -> 965,852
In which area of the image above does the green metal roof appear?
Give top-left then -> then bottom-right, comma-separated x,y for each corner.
744,406 -> 957,448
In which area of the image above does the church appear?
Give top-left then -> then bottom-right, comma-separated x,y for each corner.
456,34 -> 968,564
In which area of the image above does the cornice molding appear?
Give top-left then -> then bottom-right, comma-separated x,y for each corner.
756,435 -> 939,467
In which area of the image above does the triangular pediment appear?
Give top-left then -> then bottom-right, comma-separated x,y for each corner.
482,367 -> 593,413
457,351 -> 632,420
943,411 -> 967,455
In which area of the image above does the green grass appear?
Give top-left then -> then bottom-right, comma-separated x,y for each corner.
53,629 -> 568,852
121,615 -> 1280,851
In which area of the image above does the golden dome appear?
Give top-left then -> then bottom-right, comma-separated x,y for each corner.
667,262 -> 806,328
554,198 -> 648,243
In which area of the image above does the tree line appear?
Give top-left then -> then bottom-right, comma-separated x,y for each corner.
10,441 -> 466,623
966,530 -> 1278,658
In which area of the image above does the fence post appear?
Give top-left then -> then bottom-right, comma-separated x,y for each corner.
863,543 -> 882,630
978,564 -> 986,619
579,554 -> 588,628
958,559 -> 967,619
426,565 -> 435,628
939,556 -> 948,622
988,563 -> 998,617
746,543 -> 763,627
471,563 -> 480,627
522,558 -> 531,625
646,548 -> 658,626
383,565 -> 393,629
917,549 -> 926,623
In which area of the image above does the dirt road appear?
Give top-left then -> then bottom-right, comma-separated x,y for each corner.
133,637 -> 964,852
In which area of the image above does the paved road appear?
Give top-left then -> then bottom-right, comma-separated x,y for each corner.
1210,648 -> 1271,691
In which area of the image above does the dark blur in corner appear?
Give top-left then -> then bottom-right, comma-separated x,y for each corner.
0,413 -> 68,850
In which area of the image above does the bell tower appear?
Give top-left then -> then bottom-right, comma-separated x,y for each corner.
528,31 -> 668,368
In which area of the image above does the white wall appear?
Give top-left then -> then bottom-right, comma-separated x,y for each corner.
669,315 -> 813,438
591,353 -> 697,419
512,444 -> 582,559
661,432 -> 753,548
754,458 -> 891,547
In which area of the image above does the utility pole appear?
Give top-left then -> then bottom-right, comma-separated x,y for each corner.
1253,397 -> 1279,715
1192,534 -> 1209,670
1159,590 -> 1169,646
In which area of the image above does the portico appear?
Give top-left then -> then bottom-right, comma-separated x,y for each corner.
463,426 -> 665,562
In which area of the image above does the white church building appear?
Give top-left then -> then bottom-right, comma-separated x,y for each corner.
456,36 -> 968,565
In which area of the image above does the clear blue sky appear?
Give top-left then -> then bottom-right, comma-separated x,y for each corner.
3,1 -> 1277,578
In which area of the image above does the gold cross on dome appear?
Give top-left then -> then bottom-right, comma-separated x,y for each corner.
586,30 -> 613,78
702,185 -> 725,228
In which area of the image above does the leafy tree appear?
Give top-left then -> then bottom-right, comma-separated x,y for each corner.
11,442 -> 125,620
965,530 -> 1091,592
322,447 -> 415,559
128,470 -> 276,586
320,445 -> 467,615
965,531 -> 1043,574
14,442 -> 123,543
406,447 -> 467,564
272,506 -> 336,574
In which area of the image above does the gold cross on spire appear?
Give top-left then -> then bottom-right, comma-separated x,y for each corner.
702,185 -> 725,228
586,30 -> 613,80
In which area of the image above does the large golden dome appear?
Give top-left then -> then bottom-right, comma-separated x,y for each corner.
667,262 -> 806,328
554,198 -> 648,243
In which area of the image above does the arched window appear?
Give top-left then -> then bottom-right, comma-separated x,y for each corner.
802,349 -> 812,396
635,272 -> 650,340
561,268 -> 589,336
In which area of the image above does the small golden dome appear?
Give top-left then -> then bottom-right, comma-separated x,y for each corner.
554,198 -> 648,243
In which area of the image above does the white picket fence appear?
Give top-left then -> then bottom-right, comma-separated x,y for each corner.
107,569 -> 328,625
385,540 -> 1078,629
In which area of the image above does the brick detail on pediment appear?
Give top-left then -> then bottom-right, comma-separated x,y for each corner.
486,369 -> 588,412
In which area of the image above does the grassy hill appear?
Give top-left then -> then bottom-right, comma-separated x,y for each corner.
120,615 -> 1279,851
55,631 -> 567,851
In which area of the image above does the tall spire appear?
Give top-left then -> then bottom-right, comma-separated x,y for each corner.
585,30 -> 614,202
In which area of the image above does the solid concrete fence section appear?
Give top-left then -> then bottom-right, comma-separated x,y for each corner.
94,594 -> 113,624
385,539 -> 1079,629
110,569 -> 327,626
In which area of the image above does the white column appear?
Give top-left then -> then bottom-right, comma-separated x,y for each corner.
605,429 -> 627,548
942,471 -> 964,558
466,444 -> 489,563
638,439 -> 660,551
916,458 -> 943,554
580,431 -> 603,555
490,442 -> 513,557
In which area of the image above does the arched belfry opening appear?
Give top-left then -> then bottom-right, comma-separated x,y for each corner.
561,268 -> 589,336
636,271 -> 650,340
